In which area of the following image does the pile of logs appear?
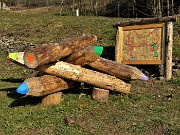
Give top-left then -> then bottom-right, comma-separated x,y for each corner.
8,34 -> 148,106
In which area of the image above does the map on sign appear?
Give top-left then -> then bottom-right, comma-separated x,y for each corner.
123,28 -> 162,61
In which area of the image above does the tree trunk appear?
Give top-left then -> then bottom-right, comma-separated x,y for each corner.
23,34 -> 97,68
0,0 -> 3,10
167,0 -> 170,16
171,0 -> 174,15
158,0 -> 162,17
37,61 -> 131,94
59,0 -> 64,16
41,92 -> 62,106
92,87 -> 109,102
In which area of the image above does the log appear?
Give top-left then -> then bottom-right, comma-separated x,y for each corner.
165,22 -> 173,80
113,16 -> 178,27
16,75 -> 80,96
8,50 -> 148,81
37,61 -> 131,94
41,92 -> 62,106
89,58 -> 148,81
65,45 -> 103,66
92,87 -> 109,102
65,47 -> 148,81
23,34 -> 97,68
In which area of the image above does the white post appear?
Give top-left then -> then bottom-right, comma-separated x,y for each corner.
76,9 -> 79,16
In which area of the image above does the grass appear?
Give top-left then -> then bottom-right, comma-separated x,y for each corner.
0,8 -> 180,135
0,9 -> 119,46
0,76 -> 179,135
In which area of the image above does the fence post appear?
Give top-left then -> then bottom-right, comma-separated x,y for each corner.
165,21 -> 173,80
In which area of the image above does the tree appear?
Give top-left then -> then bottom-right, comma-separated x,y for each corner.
0,0 -> 3,10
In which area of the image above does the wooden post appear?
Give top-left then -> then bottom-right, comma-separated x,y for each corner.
115,27 -> 123,63
165,21 -> 173,80
37,61 -> 131,94
16,75 -> 80,96
92,87 -> 109,102
41,92 -> 62,106
23,34 -> 97,68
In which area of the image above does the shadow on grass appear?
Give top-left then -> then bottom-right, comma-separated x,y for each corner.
1,78 -> 24,83
9,96 -> 41,108
1,83 -> 93,108
0,87 -> 41,107
62,84 -> 92,95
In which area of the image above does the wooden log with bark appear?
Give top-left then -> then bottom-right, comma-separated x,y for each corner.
113,15 -> 178,27
65,45 -> 103,66
89,58 -> 148,81
23,34 -> 97,68
16,75 -> 80,96
65,47 -> 148,81
37,61 -> 131,94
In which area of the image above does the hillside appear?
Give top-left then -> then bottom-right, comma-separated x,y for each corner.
0,9 -> 179,135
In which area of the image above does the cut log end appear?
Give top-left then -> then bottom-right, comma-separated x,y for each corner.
92,87 -> 109,102
24,52 -> 38,68
41,92 -> 62,106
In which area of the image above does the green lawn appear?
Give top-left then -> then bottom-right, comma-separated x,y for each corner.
0,8 -> 180,135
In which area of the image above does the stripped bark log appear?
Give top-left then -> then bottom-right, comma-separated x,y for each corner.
37,61 -> 131,94
23,34 -> 97,68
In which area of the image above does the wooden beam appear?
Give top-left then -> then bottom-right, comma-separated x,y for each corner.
165,22 -> 173,80
115,27 -> 123,62
113,16 -> 178,27
121,60 -> 163,65
122,23 -> 164,31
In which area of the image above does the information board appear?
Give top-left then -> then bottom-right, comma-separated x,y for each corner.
116,23 -> 165,65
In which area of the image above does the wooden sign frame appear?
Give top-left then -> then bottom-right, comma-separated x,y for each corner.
115,23 -> 165,65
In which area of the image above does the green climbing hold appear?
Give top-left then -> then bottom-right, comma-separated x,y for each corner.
94,46 -> 104,56
9,52 -> 18,61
